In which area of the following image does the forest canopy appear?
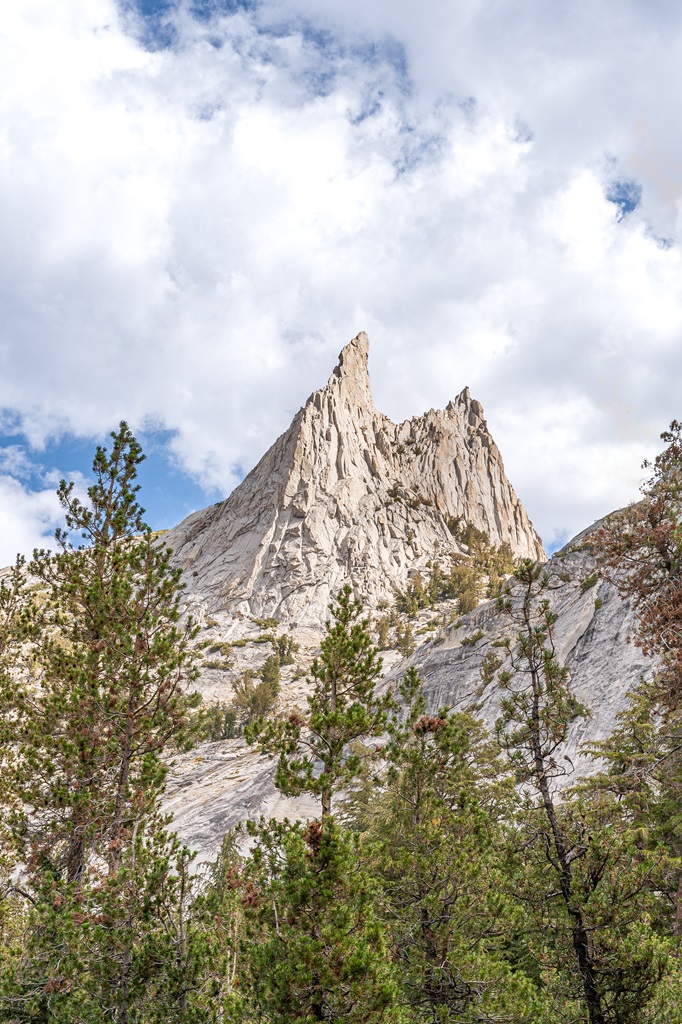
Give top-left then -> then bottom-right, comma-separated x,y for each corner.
1,422 -> 682,1022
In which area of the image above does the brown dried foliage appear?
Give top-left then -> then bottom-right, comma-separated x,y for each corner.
414,714 -> 447,735
594,420 -> 682,709
303,819 -> 324,857
240,880 -> 262,909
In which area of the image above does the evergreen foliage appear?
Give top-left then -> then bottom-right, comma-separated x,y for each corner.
0,424 -> 204,1022
495,559 -> 674,1024
367,668 -> 545,1023
0,424 -> 199,880
191,701 -> 239,742
396,524 -> 515,618
275,634 -> 299,666
2,425 -> 682,1021
230,657 -> 280,729
591,419 -> 682,969
246,586 -> 392,816
395,617 -> 416,656
238,817 -> 402,1023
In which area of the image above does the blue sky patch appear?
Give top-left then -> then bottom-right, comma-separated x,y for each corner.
348,96 -> 383,127
121,0 -> 413,106
121,0 -> 259,50
545,530 -> 570,556
606,178 -> 642,219
121,0 -> 178,50
125,0 -> 256,25
275,24 -> 411,101
129,0 -> 175,15
189,0 -> 257,22
0,426 -> 223,536
350,36 -> 410,97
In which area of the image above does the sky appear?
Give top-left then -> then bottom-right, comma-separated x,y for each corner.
2,0 -> 682,564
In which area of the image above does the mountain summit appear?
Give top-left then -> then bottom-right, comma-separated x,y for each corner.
165,332 -> 545,627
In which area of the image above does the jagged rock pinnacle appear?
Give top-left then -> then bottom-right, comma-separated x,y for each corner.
164,332 -> 545,628
336,330 -> 370,375
326,331 -> 374,412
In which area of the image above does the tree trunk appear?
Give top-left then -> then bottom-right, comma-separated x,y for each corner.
674,869 -> 682,938
110,718 -> 134,871
522,585 -> 607,1024
65,831 -> 85,885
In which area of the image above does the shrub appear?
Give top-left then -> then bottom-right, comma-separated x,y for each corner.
231,658 -> 281,726
461,630 -> 485,647
396,620 -> 416,657
376,616 -> 392,650
276,634 -> 299,665
192,702 -> 239,741
580,573 -> 598,594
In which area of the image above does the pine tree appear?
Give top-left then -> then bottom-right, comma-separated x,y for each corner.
236,588 -> 402,1021
188,832 -> 249,1022
594,421 -> 682,935
496,560 -> 671,1024
247,585 -> 392,817
0,423 -> 202,1021
595,420 -> 682,706
395,619 -> 415,657
0,558 -> 34,1013
239,817 -> 403,1023
0,557 -> 28,880
368,667 -> 544,1023
375,615 -> 391,651
230,661 -> 279,729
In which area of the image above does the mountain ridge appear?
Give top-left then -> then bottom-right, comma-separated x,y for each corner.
165,332 -> 544,630
165,525 -> 652,858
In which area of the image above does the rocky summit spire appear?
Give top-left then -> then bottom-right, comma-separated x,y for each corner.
332,331 -> 372,391
164,332 -> 545,628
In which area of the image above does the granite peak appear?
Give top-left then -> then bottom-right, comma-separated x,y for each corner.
165,332 -> 545,629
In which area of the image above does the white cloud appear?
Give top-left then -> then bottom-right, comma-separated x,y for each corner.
0,477 -> 63,563
0,446 -> 38,479
2,0 -> 682,556
0,447 -> 90,563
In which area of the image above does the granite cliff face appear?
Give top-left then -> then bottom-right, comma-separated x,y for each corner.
165,534 -> 654,858
165,332 -> 544,629
389,536 -> 650,779
157,332 -> 655,860
158,333 -> 650,860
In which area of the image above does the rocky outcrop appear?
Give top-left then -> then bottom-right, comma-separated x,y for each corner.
166,533 -> 654,859
165,332 -> 544,629
390,536 -> 652,779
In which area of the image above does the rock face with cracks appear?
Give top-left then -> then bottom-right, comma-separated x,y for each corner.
159,336 -> 648,859
165,332 -> 545,630
389,537 -> 653,781
0,336 -> 653,863
165,536 -> 655,860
